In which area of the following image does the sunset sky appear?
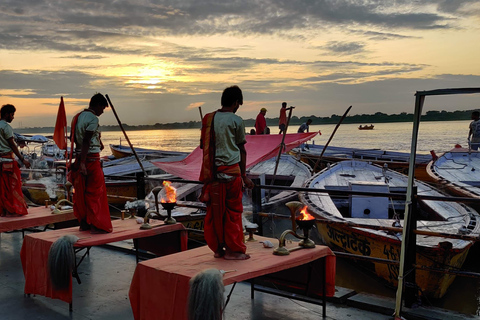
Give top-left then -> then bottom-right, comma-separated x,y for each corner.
1,0 -> 479,128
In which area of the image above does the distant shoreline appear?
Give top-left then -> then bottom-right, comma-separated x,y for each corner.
14,109 -> 475,134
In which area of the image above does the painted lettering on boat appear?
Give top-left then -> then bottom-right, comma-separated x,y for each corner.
183,220 -> 204,230
383,244 -> 400,281
326,225 -> 371,256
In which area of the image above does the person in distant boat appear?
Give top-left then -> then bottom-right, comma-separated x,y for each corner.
298,119 -> 312,134
68,93 -> 112,233
199,85 -> 254,260
298,119 -> 312,151
468,111 -> 480,150
0,104 -> 31,216
279,102 -> 287,134
254,107 -> 267,134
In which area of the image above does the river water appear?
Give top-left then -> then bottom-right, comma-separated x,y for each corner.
31,120 -> 480,315
99,120 -> 471,156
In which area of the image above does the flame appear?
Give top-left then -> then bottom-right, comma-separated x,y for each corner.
160,181 -> 177,203
298,206 -> 315,220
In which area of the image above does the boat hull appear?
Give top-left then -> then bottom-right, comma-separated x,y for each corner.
316,221 -> 470,299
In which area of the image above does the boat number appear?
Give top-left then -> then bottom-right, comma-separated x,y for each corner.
183,220 -> 204,230
383,245 -> 400,281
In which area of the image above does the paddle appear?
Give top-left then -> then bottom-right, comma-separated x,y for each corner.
105,94 -> 147,177
312,105 -> 352,172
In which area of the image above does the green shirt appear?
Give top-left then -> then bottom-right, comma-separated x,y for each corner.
213,112 -> 246,167
75,110 -> 102,154
0,120 -> 14,154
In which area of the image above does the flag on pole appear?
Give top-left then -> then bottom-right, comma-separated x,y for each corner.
53,96 -> 67,150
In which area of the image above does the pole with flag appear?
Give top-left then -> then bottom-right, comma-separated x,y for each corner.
53,96 -> 68,152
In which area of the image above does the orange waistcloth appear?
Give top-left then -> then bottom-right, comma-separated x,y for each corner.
129,236 -> 336,320
0,160 -> 28,216
20,219 -> 188,303
70,159 -> 113,232
203,175 -> 246,255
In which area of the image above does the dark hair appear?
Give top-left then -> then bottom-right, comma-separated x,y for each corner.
89,93 -> 108,109
221,86 -> 243,108
473,111 -> 480,117
282,102 -> 287,107
1,104 -> 16,117
307,119 -> 312,124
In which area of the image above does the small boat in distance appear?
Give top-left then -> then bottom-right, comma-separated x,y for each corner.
110,144 -> 187,159
358,124 -> 374,130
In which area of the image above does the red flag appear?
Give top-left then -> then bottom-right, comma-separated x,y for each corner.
53,96 -> 67,150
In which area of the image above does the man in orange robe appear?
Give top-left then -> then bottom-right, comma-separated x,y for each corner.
68,94 -> 112,233
199,86 -> 254,260
0,104 -> 31,216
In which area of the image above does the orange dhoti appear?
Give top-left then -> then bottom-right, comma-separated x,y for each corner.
203,175 -> 246,254
0,160 -> 28,216
71,158 -> 112,232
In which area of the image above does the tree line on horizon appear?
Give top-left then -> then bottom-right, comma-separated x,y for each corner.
15,109 -> 477,133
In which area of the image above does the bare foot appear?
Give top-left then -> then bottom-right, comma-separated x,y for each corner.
224,252 -> 250,260
90,225 -> 108,234
214,249 -> 225,258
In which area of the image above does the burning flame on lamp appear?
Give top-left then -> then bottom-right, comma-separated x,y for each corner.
298,205 -> 315,220
161,181 -> 177,203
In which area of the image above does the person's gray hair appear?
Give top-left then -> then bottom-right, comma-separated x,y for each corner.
47,235 -> 79,290
188,269 -> 225,320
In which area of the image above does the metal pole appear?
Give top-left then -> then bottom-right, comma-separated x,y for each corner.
198,106 -> 203,120
394,93 -> 424,319
105,94 -> 147,177
267,106 -> 294,201
313,106 -> 352,172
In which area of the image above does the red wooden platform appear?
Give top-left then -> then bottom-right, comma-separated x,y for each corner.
0,206 -> 75,233
21,218 -> 188,304
129,236 -> 336,320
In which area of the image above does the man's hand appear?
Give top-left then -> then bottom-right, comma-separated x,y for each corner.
243,176 -> 254,189
80,162 -> 88,175
22,159 -> 31,169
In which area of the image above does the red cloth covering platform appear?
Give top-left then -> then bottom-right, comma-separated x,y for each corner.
21,218 -> 188,303
0,206 -> 75,233
129,236 -> 336,320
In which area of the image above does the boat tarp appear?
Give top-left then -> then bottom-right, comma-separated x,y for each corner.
152,132 -> 319,180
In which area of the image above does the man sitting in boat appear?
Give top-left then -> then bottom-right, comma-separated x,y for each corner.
0,104 -> 31,216
199,85 -> 254,260
468,111 -> 480,150
68,93 -> 112,233
298,119 -> 312,150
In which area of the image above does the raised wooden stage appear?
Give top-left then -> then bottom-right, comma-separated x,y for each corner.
0,206 -> 76,234
129,236 -> 336,320
21,218 -> 188,305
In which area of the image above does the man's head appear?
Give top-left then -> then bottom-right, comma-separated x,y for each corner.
307,119 -> 312,125
260,107 -> 267,115
282,102 -> 287,108
472,111 -> 479,121
89,93 -> 108,116
1,104 -> 16,122
221,86 -> 243,112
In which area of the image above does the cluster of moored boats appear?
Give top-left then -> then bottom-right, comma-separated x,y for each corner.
15,131 -> 480,300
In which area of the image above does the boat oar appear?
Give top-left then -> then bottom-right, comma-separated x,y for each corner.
267,106 -> 295,201
312,105 -> 352,172
105,94 -> 147,177
198,106 -> 203,120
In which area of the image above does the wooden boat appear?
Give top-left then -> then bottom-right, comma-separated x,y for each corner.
110,144 -> 187,159
358,124 -> 374,130
300,160 -> 480,299
427,148 -> 480,200
247,154 -> 312,211
294,144 -> 434,182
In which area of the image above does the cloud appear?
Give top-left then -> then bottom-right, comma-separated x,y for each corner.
323,41 -> 366,56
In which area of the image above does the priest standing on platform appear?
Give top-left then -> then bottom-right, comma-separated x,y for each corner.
69,93 -> 112,233
199,85 -> 254,260
0,104 -> 31,216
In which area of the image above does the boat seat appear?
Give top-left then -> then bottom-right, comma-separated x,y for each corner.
349,181 -> 389,219
460,181 -> 480,187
